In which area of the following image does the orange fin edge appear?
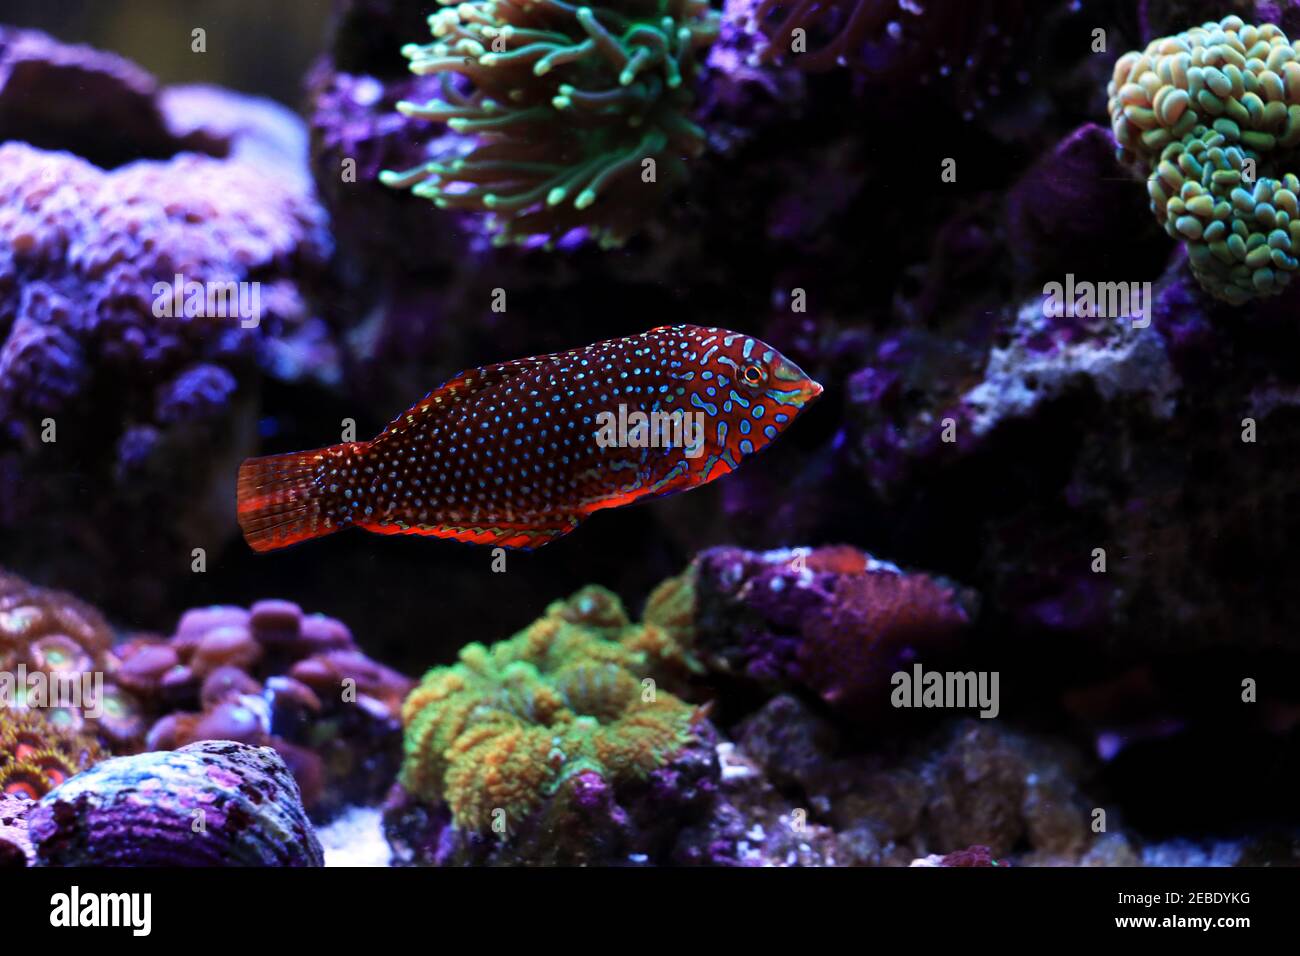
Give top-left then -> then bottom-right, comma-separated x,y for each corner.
357,516 -> 581,550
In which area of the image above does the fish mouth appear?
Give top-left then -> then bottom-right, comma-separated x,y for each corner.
802,379 -> 824,405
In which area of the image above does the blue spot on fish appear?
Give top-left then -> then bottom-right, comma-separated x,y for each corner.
691,392 -> 718,416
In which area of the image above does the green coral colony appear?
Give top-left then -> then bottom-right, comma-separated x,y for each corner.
1109,16 -> 1300,304
399,587 -> 698,832
380,0 -> 720,249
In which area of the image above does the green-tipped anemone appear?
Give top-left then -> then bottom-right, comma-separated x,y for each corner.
1109,15 -> 1300,304
379,0 -> 720,250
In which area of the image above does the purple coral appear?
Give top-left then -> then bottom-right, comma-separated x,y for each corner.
0,310 -> 86,416
154,363 -> 239,425
0,28 -> 335,618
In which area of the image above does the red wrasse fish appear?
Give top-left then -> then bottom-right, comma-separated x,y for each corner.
237,325 -> 822,552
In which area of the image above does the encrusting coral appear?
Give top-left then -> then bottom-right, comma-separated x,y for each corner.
0,708 -> 104,801
399,585 -> 703,833
1109,15 -> 1300,303
379,0 -> 720,248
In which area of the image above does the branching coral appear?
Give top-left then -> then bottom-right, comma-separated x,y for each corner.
400,586 -> 700,832
1109,16 -> 1300,303
0,708 -> 104,801
379,0 -> 720,249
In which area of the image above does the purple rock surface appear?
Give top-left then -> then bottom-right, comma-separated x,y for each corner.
28,740 -> 324,866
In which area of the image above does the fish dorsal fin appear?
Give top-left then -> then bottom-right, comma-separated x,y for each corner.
379,354 -> 559,437
427,355 -> 556,408
649,324 -> 703,332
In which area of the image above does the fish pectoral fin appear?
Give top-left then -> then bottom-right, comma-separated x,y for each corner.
358,515 -> 582,550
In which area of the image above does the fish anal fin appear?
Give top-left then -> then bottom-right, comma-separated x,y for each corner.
358,515 -> 581,550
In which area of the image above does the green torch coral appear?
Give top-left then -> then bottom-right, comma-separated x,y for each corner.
399,586 -> 699,832
1108,15 -> 1300,304
379,0 -> 720,249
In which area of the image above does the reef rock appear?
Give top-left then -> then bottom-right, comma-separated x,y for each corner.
655,545 -> 976,715
27,740 -> 324,866
735,697 -> 1107,865
0,793 -> 34,867
669,738 -> 845,866
847,251 -> 1300,660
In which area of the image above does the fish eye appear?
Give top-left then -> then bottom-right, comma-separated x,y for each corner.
742,362 -> 765,386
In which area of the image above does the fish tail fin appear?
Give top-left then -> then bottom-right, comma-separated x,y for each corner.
236,445 -> 353,553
